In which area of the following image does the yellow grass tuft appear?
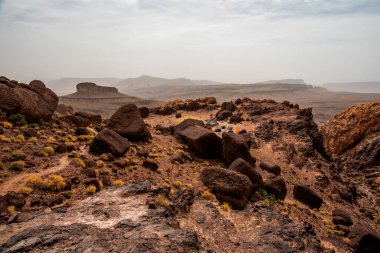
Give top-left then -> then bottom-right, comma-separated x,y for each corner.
202,190 -> 216,200
87,185 -> 97,194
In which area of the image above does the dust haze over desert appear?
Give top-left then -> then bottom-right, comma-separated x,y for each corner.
0,1 -> 380,253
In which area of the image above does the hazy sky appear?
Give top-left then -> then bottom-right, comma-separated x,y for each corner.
1,0 -> 380,85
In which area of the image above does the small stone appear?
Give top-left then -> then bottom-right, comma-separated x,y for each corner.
143,159 -> 159,171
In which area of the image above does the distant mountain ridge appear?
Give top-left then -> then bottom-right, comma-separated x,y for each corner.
114,75 -> 221,89
321,82 -> 380,93
257,79 -> 306,85
48,75 -> 307,96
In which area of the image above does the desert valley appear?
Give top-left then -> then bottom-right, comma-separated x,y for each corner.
0,75 -> 379,252
1,0 -> 379,252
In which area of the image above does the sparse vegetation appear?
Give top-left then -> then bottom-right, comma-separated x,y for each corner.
2,147 -> 11,152
77,135 -> 93,141
0,135 -> 11,143
46,136 -> 56,143
14,134 -> 25,143
2,121 -> 13,128
10,160 -> 26,171
258,188 -> 277,206
44,175 -> 66,191
100,153 -> 109,161
7,205 -> 16,214
12,150 -> 26,160
155,194 -> 170,207
29,137 -> 38,143
87,185 -> 97,194
172,180 -> 182,188
202,190 -> 216,200
72,158 -> 86,168
43,146 -> 55,156
222,202 -> 231,212
112,180 -> 125,186
25,175 -> 44,188
19,186 -> 34,195
96,160 -> 105,168
8,113 -> 27,126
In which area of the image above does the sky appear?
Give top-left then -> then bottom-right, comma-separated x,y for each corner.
0,0 -> 380,85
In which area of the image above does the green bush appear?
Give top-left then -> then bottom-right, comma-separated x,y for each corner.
8,113 -> 27,126
258,188 -> 277,206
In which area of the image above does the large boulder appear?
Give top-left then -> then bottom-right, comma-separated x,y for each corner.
177,125 -> 222,159
222,132 -> 256,166
293,185 -> 323,209
262,177 -> 287,200
259,162 -> 281,176
221,101 -> 236,111
338,134 -> 380,171
228,158 -> 263,192
286,116 -> 325,157
173,118 -> 205,136
213,193 -> 248,210
200,167 -> 252,197
107,104 -> 151,141
89,128 -> 130,157
4,192 -> 25,208
332,208 -> 353,226
55,104 -> 74,116
0,78 -> 58,120
320,103 -> 380,159
138,107 -> 149,118
74,111 -> 102,124
348,222 -> 380,253
216,110 -> 232,120
59,115 -> 90,127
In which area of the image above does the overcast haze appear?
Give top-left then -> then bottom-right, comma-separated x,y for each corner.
1,0 -> 380,85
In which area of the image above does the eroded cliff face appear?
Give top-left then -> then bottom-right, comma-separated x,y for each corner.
76,82 -> 118,94
320,102 -> 380,160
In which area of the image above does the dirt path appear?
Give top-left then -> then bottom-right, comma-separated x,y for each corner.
0,145 -> 86,195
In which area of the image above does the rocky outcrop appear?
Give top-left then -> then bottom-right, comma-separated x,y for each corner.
332,208 -> 353,226
173,119 -> 205,136
74,111 -> 102,124
263,177 -> 287,200
348,222 -> 380,253
177,125 -> 222,159
138,107 -> 149,118
0,77 -> 58,120
200,167 -> 252,210
59,115 -> 91,127
259,162 -> 281,176
228,158 -> 263,193
320,103 -> 380,159
55,104 -> 74,116
153,97 -> 217,115
222,132 -> 256,166
293,185 -> 323,209
89,128 -> 130,157
107,104 -> 151,141
216,110 -> 232,120
76,82 -> 118,94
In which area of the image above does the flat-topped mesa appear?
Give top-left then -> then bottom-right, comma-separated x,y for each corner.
76,82 -> 118,94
